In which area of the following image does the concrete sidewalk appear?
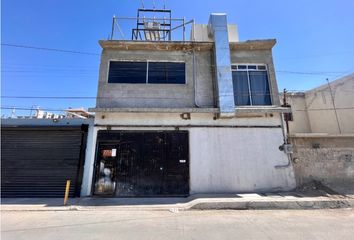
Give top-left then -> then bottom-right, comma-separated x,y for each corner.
2,192 -> 354,211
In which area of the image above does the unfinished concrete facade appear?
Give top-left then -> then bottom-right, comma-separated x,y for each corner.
81,13 -> 296,197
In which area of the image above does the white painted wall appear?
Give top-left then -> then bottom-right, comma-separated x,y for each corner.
81,112 -> 296,196
80,125 -> 98,196
189,128 -> 296,193
94,112 -> 282,126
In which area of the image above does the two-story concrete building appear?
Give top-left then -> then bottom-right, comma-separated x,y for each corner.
81,10 -> 296,197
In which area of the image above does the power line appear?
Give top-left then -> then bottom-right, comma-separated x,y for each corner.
1,43 -> 100,56
278,50 -> 354,60
1,106 -> 67,112
2,60 -> 351,77
0,95 -> 199,100
1,96 -> 97,99
276,70 -> 348,76
294,107 -> 354,111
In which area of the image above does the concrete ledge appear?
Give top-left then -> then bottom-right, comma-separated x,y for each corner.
89,106 -> 290,114
99,39 -> 276,51
289,133 -> 354,138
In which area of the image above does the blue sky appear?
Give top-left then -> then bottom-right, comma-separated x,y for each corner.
1,0 -> 354,116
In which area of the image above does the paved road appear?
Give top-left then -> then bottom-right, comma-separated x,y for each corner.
2,209 -> 354,240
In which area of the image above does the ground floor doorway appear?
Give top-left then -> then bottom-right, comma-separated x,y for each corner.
93,130 -> 189,197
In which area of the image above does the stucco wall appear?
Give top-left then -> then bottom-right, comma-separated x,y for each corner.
94,112 -> 282,126
190,127 -> 296,193
285,93 -> 312,133
290,136 -> 354,188
305,74 -> 354,134
287,74 -> 354,134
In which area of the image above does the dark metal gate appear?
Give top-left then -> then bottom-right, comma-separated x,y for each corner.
1,126 -> 88,198
94,131 -> 189,197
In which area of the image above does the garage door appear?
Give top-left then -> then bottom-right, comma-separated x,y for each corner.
1,127 -> 87,198
93,130 -> 189,197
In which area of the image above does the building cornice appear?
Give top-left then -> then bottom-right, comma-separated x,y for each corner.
98,39 -> 276,51
89,106 -> 290,114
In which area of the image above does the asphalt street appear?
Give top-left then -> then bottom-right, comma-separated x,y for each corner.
2,209 -> 354,240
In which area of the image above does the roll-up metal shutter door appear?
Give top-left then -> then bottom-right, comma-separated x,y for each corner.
1,127 -> 87,198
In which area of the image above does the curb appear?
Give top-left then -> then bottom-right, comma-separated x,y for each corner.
2,198 -> 354,212
190,199 -> 354,210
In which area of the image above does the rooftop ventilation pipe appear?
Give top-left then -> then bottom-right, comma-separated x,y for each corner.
208,13 -> 235,118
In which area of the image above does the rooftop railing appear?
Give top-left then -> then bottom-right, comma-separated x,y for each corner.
110,8 -> 194,41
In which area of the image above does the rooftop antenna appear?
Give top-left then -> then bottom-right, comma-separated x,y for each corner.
11,108 -> 16,118
141,0 -> 145,9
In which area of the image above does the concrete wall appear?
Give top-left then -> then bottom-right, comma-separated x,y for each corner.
97,49 -> 215,108
79,112 -> 296,196
94,112 -> 282,127
192,24 -> 239,42
96,43 -> 281,109
285,93 -> 311,133
290,136 -> 354,189
80,123 -> 97,197
190,127 -> 295,193
287,74 -> 354,134
305,74 -> 354,134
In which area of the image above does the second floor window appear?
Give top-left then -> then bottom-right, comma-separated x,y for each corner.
108,61 -> 186,84
232,64 -> 272,106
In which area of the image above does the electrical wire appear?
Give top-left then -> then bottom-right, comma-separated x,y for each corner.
1,107 -> 67,112
1,43 -> 100,56
293,107 -> 354,111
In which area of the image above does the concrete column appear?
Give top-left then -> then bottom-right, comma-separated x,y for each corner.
80,125 -> 98,196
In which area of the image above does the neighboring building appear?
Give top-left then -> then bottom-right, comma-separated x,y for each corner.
81,9 -> 296,197
285,73 -> 354,134
284,73 -> 354,192
65,108 -> 94,119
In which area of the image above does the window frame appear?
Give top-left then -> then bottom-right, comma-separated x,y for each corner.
231,64 -> 272,106
107,59 -> 187,85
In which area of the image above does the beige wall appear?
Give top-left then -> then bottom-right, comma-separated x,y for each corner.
285,93 -> 311,133
286,74 -> 354,134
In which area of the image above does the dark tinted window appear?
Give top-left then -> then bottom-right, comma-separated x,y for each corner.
232,71 -> 250,105
108,61 -> 147,83
232,66 -> 271,106
249,71 -> 271,105
148,62 -> 185,84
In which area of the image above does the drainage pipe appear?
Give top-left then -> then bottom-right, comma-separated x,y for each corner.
275,112 -> 293,169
